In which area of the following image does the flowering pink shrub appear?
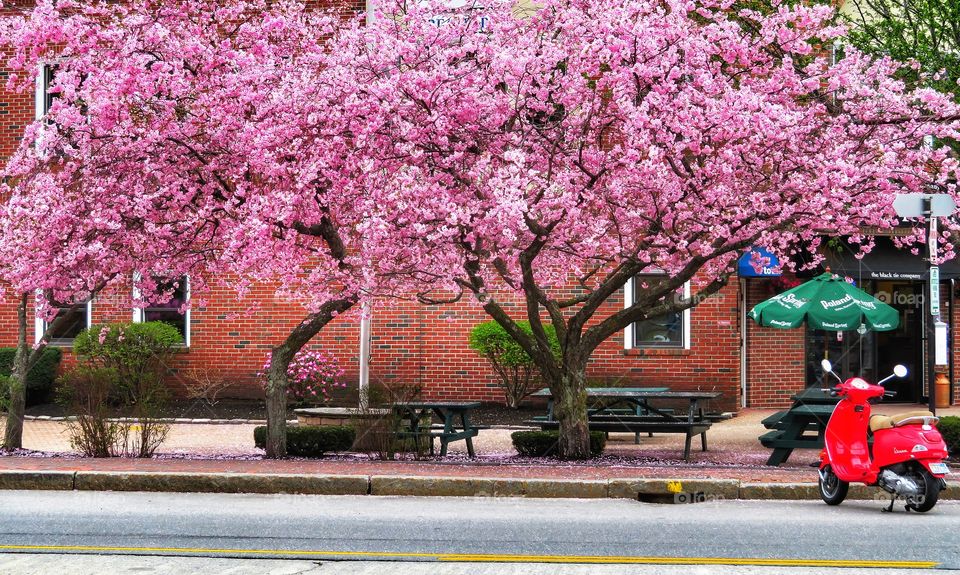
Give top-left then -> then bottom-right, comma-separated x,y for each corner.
259,350 -> 346,406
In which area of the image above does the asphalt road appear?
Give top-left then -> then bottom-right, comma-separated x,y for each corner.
0,491 -> 956,571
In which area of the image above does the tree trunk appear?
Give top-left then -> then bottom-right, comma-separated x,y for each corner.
261,298 -> 357,459
264,344 -> 294,459
4,295 -> 30,450
550,360 -> 591,459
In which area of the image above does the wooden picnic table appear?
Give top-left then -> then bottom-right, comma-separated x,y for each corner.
392,401 -> 481,457
531,387 -> 669,420
759,388 -> 839,466
529,389 -> 722,461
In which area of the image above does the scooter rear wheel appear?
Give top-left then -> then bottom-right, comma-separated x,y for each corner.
905,468 -> 940,513
819,465 -> 848,505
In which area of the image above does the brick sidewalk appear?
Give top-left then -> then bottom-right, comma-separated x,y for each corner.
1,408 -> 954,485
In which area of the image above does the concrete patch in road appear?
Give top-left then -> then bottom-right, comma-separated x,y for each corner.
520,479 -> 608,498
369,476 -> 608,498
74,471 -> 369,495
0,470 -> 74,491
370,475 -> 525,497
739,482 -> 819,500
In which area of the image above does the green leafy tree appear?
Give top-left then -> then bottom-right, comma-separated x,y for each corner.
469,321 -> 560,409
842,0 -> 960,100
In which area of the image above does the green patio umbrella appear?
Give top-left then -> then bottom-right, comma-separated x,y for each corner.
748,272 -> 899,332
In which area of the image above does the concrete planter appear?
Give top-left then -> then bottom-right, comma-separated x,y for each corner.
293,407 -> 390,427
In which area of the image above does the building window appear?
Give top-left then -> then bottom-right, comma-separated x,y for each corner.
35,64 -> 58,119
134,276 -> 190,346
623,276 -> 691,350
35,300 -> 91,346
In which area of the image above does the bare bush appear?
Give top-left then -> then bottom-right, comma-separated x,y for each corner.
181,367 -> 232,416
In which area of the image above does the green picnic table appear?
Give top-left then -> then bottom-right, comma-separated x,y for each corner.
531,387 -> 670,420
759,387 -> 838,466
392,401 -> 481,457
529,388 -> 721,461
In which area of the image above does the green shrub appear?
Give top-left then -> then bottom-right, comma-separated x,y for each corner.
67,322 -> 181,457
940,416 -> 960,455
511,430 -> 606,458
468,321 -> 560,408
56,367 -> 125,457
254,425 -> 355,457
0,347 -> 62,406
468,321 -> 560,367
75,322 -> 182,385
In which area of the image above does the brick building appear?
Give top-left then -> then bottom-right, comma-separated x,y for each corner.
0,0 -> 956,412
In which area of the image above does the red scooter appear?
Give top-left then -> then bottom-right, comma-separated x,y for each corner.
818,359 -> 950,512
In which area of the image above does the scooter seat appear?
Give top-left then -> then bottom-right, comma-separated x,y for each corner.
869,410 -> 937,432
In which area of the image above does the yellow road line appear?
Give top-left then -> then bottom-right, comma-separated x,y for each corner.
442,554 -> 939,568
0,545 -> 939,569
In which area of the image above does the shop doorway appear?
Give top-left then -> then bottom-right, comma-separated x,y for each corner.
804,280 -> 922,402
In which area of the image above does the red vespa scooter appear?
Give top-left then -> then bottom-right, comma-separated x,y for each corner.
818,359 -> 950,512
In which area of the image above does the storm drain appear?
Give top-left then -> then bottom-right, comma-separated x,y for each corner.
637,491 -> 707,504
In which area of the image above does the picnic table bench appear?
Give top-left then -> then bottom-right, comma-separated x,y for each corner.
531,387 -> 670,419
759,387 -> 838,466
392,401 -> 482,457
528,389 -> 722,461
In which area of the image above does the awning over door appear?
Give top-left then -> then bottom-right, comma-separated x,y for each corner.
822,237 -> 960,280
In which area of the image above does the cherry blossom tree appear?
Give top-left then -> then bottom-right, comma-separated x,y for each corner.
0,0 -> 445,456
347,0 -> 960,458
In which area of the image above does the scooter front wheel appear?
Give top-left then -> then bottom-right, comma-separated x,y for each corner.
905,468 -> 940,513
819,465 -> 848,505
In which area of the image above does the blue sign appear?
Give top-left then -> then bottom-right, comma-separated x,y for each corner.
738,247 -> 782,277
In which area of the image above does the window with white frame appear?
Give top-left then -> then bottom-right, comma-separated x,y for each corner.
35,64 -> 58,120
35,300 -> 92,346
133,276 -> 190,346
623,275 -> 691,350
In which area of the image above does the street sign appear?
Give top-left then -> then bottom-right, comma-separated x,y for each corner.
930,266 -> 940,316
893,193 -> 957,218
930,217 -> 939,259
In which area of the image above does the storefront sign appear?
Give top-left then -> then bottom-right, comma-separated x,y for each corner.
737,247 -> 781,277
867,271 -> 925,280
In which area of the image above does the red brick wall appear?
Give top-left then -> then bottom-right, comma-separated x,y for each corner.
745,278 -> 806,408
0,275 -> 748,411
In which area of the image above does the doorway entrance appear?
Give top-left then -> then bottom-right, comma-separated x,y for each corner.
804,280 -> 922,402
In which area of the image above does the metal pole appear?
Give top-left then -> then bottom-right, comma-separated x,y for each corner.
951,278 -> 956,407
740,278 -> 748,408
359,302 -> 371,410
925,197 -> 937,414
358,0 -> 376,412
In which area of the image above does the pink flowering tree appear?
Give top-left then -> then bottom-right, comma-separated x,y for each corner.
0,0 -> 446,456
259,349 -> 347,406
346,0 -> 960,458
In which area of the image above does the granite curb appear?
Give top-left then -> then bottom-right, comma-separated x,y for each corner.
0,469 -> 955,501
22,415 -> 293,425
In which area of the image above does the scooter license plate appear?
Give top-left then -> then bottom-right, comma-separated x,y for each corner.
928,462 -> 951,475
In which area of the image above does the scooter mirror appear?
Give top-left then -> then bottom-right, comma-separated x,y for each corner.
893,364 -> 907,378
821,359 -> 833,373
